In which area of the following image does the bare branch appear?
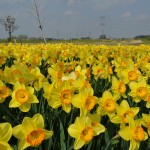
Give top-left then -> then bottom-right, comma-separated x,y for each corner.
21,0 -> 47,43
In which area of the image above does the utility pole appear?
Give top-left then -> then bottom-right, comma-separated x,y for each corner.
99,16 -> 106,39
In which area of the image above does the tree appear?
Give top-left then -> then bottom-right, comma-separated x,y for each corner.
0,15 -> 19,42
17,34 -> 28,44
17,34 -> 28,40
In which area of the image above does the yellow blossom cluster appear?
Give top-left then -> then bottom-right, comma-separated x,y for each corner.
0,43 -> 150,149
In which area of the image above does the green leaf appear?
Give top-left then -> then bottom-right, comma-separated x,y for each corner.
104,129 -> 110,144
59,119 -> 66,150
111,139 -> 119,145
87,141 -> 93,150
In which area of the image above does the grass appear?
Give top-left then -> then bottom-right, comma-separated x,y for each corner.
0,38 -> 149,45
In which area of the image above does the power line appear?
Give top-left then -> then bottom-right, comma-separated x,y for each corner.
99,16 -> 106,39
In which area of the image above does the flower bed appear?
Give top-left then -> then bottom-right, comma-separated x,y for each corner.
0,43 -> 150,150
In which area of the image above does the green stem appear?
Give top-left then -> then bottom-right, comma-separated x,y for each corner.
104,134 -> 120,150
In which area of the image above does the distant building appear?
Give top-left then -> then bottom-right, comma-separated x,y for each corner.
134,35 -> 150,39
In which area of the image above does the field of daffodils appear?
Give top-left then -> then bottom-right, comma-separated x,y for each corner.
0,43 -> 150,150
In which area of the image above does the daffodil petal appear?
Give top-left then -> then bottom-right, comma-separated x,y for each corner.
0,123 -> 12,142
118,126 -> 130,141
13,125 -> 25,139
9,98 -> 21,108
120,100 -> 130,108
18,139 -> 30,150
129,139 -> 139,150
74,138 -> 85,150
32,114 -> 44,129
68,124 -> 81,138
43,129 -> 53,139
27,95 -> 39,103
62,104 -> 71,113
93,124 -> 105,135
22,117 -> 35,132
72,94 -> 82,108
110,115 -> 121,124
0,141 -> 12,150
19,103 -> 31,112
144,131 -> 148,140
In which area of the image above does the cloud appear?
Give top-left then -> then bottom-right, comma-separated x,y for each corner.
0,0 -> 23,3
122,11 -> 131,17
64,10 -> 74,16
138,14 -> 148,21
127,0 -> 137,3
67,0 -> 84,6
67,0 -> 75,5
90,0 -> 137,10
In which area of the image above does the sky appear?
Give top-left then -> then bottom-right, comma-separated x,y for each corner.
0,0 -> 150,39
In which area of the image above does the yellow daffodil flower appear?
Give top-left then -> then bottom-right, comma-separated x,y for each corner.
0,80 -> 11,103
128,78 -> 150,103
145,63 -> 150,77
118,118 -> 148,150
110,100 -> 139,124
72,77 -> 92,92
145,93 -> 150,108
142,113 -> 150,135
92,64 -> 105,80
13,114 -> 53,150
0,69 -> 6,81
68,116 -> 105,149
97,91 -> 117,117
87,113 -> 103,129
0,55 -> 6,67
111,76 -> 127,99
120,65 -> 142,84
48,64 -> 64,81
9,82 -> 39,112
46,80 -> 73,113
31,67 -> 48,91
3,64 -> 28,84
112,57 -> 133,77
73,65 -> 87,79
0,122 -> 12,150
61,71 -> 76,81
72,88 -> 98,116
